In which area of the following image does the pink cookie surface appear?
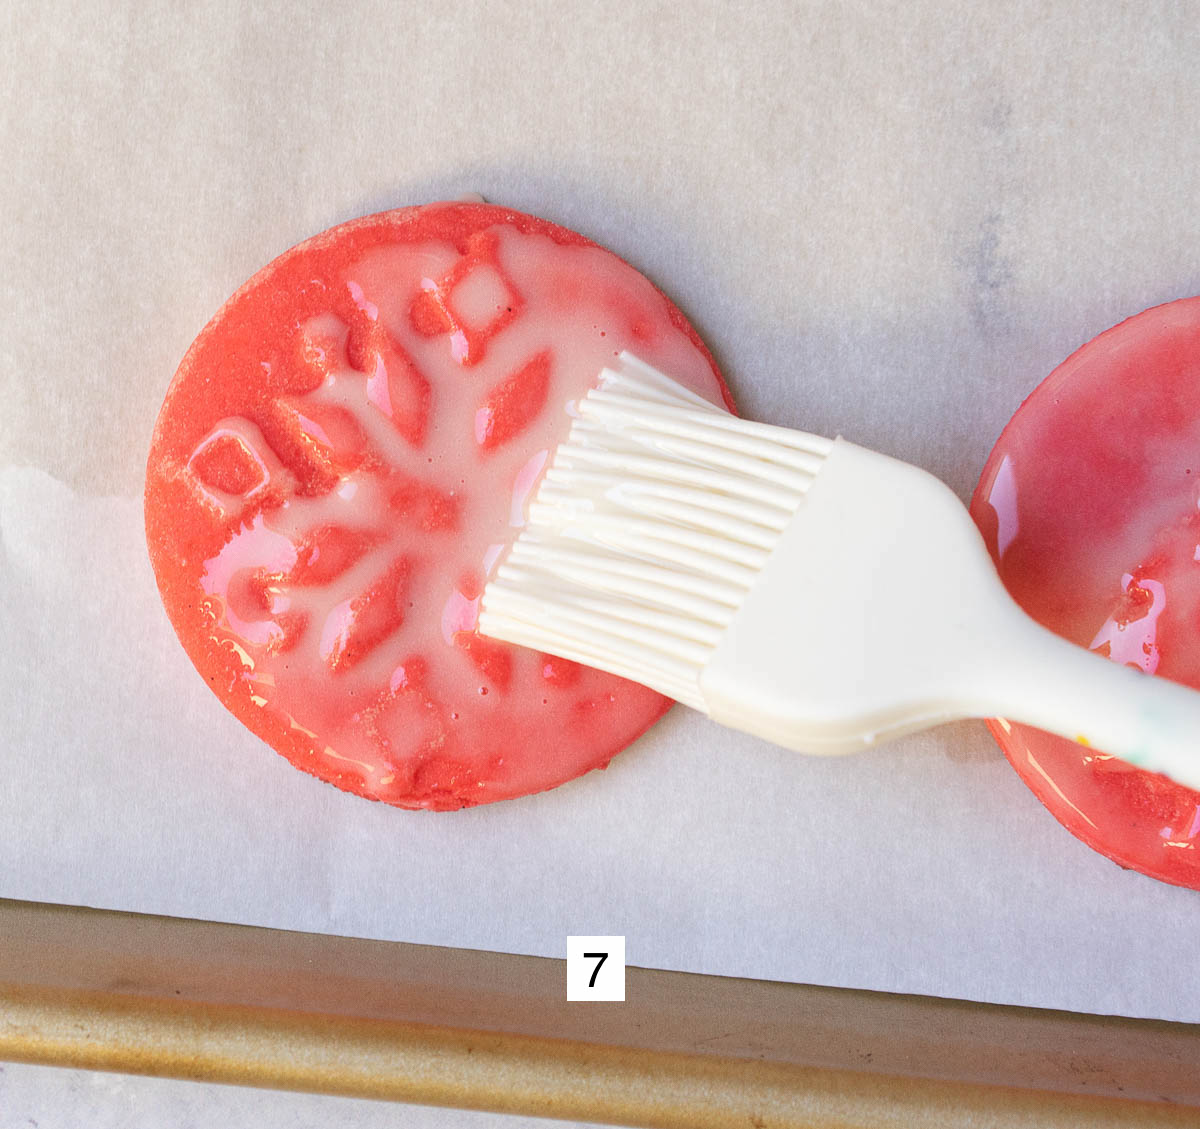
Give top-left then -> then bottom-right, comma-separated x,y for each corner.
971,298 -> 1200,888
146,203 -> 731,809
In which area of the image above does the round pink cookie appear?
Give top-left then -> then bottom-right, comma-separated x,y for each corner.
146,203 -> 732,810
971,298 -> 1200,888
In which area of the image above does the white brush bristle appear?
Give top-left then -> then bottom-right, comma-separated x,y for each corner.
479,354 -> 832,709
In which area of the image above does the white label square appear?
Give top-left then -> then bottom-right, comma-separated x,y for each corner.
566,935 -> 625,1001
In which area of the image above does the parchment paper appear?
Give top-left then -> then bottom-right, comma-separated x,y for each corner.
4,0 -> 1200,1023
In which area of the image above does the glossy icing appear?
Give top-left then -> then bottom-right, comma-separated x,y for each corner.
146,204 -> 729,809
970,297 -> 1200,888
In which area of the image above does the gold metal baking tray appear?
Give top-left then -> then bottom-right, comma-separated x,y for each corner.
1,898 -> 1197,1127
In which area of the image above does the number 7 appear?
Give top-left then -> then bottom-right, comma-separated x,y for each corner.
583,951 -> 608,988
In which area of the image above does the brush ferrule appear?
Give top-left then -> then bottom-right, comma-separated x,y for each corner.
479,353 -> 832,710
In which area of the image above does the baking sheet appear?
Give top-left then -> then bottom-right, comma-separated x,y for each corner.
3,0 -> 1200,1023
0,1062 -> 611,1129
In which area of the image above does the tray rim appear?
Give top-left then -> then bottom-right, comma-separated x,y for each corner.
2,897 -> 1198,1128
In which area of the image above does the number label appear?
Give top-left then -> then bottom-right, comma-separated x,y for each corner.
567,936 -> 625,1001
584,951 -> 608,988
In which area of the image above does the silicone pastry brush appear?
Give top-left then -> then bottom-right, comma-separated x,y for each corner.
479,353 -> 1200,792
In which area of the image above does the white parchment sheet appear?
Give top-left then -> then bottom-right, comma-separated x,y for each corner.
3,1 -> 1200,1022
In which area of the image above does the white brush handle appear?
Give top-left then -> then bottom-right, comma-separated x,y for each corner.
699,439 -> 1200,790
979,602 -> 1200,785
